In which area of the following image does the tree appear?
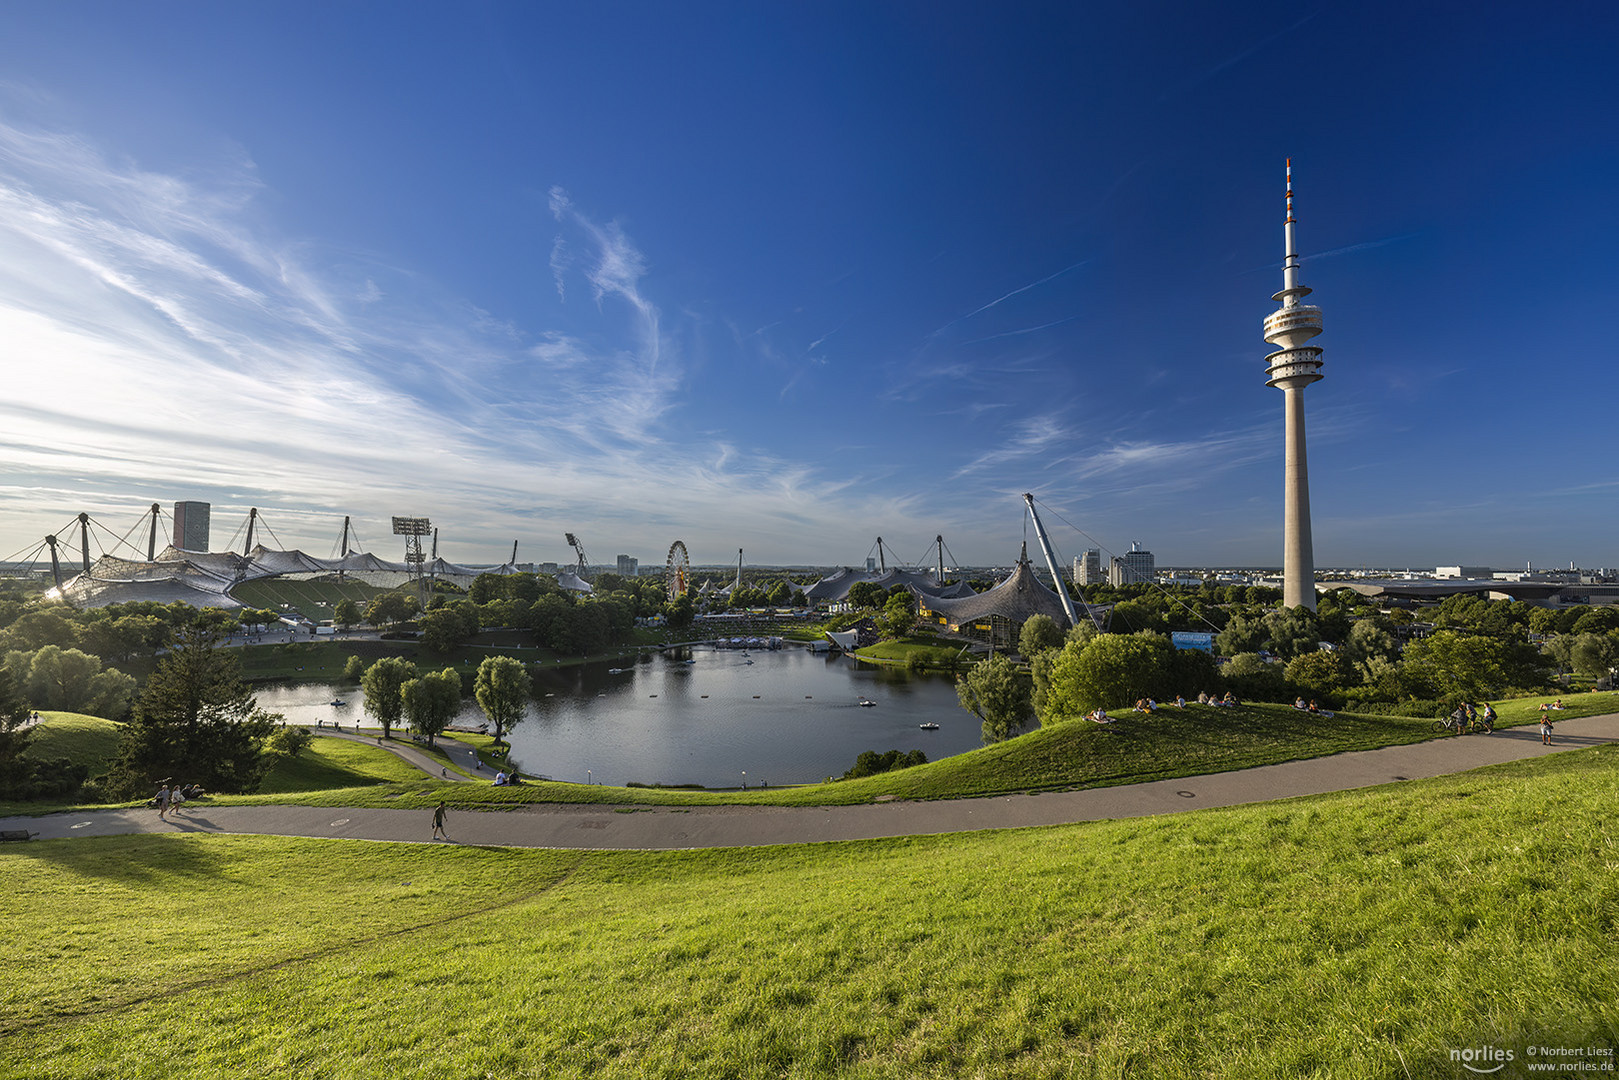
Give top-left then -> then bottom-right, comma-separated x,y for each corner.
10,645 -> 136,718
1284,650 -> 1353,701
846,582 -> 885,610
881,593 -> 917,639
1342,619 -> 1398,673
333,599 -> 361,630
105,627 -> 280,798
1215,612 -> 1267,657
361,657 -> 418,739
1018,614 -> 1065,659
342,654 -> 366,682
1402,630 -> 1550,701
403,668 -> 463,741
1040,632 -> 1172,719
1220,652 -> 1287,701
0,668 -> 35,799
1569,632 -> 1619,680
1263,607 -> 1321,660
0,609 -> 78,652
365,593 -> 417,630
475,655 -> 531,744
956,654 -> 1033,743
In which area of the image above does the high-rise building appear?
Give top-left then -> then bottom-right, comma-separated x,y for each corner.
172,501 -> 210,552
1263,160 -> 1324,612
1073,549 -> 1103,586
1109,542 -> 1155,586
616,554 -> 639,577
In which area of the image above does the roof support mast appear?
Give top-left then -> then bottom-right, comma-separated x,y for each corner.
1022,494 -> 1081,629
147,503 -> 161,561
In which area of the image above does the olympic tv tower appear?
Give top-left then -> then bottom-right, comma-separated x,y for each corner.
1262,159 -> 1323,612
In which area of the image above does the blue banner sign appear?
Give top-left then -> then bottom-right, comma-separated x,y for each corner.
1171,631 -> 1214,653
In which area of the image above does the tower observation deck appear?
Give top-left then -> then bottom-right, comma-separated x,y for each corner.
1264,159 -> 1323,612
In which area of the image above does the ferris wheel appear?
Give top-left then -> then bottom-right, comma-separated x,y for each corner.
666,540 -> 691,601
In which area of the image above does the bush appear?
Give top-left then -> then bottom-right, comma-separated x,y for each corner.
264,725 -> 313,760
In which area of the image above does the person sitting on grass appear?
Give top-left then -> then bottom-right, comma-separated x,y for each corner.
1294,696 -> 1308,710
1173,695 -> 1186,708
1222,691 -> 1238,706
1086,708 -> 1113,724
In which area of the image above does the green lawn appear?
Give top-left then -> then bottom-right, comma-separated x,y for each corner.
225,576 -> 386,620
256,734 -> 432,793
3,746 -> 1615,1078
18,713 -> 125,775
853,635 -> 975,669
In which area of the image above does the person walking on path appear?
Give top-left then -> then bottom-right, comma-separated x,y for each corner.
1540,711 -> 1555,745
155,783 -> 171,820
432,801 -> 449,841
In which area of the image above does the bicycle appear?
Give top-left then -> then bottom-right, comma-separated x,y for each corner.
1433,715 -> 1465,735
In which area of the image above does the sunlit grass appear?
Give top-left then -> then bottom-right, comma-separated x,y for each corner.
4,747 -> 1616,1078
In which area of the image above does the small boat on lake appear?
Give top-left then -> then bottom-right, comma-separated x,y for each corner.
328,699 -> 348,707
858,697 -> 876,707
918,722 -> 939,730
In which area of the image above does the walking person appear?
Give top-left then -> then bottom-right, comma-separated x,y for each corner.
1540,710 -> 1554,745
155,783 -> 171,820
431,801 -> 449,841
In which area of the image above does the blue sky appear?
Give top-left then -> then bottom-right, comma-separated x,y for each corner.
1,2 -> 1616,572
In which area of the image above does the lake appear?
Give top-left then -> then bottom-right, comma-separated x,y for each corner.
252,645 -> 1004,788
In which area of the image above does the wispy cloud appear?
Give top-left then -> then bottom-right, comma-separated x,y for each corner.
931,258 -> 1089,337
0,116 -> 948,565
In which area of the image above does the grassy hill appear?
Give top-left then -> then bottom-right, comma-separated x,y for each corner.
3,746 -> 1615,1078
257,734 -> 432,793
18,712 -> 125,774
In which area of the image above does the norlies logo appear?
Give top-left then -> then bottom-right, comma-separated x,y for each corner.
1452,1045 -> 1515,1074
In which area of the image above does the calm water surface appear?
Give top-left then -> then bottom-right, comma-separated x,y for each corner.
253,646 -> 1010,788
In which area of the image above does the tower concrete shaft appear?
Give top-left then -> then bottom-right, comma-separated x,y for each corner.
1262,159 -> 1323,611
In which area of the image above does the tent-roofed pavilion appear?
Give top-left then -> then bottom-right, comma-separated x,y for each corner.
805,566 -> 974,606
914,545 -> 1109,643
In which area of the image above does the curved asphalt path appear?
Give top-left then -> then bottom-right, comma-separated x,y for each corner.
7,714 -> 1616,851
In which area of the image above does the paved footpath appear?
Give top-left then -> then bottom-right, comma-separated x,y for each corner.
6,715 -> 1616,852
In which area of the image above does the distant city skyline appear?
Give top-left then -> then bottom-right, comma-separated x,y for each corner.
2,3 -> 1616,572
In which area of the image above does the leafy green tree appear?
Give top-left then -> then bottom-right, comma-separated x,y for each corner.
1402,630 -> 1549,700
421,604 -> 478,652
1220,652 -> 1287,701
402,667 -> 463,741
342,654 -> 366,682
1263,607 -> 1321,660
881,593 -> 917,639
846,582 -> 885,610
5,645 -> 136,718
333,599 -> 361,629
1018,614 -> 1065,659
665,592 -> 695,630
1569,632 -> 1619,680
361,656 -> 418,739
364,593 -> 417,630
1342,619 -> 1398,673
0,668 -> 36,799
1215,612 -> 1267,657
105,628 -> 280,798
1284,650 -> 1353,701
1040,631 -> 1172,718
956,654 -> 1034,744
475,655 -> 531,744
263,725 -> 313,763
0,609 -> 78,652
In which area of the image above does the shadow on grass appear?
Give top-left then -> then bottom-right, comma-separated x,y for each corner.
9,832 -> 229,885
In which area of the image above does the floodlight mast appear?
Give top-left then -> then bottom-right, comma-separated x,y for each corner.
392,516 -> 432,606
1022,494 -> 1082,630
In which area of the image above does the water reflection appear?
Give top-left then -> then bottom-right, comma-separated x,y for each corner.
252,646 -> 1009,788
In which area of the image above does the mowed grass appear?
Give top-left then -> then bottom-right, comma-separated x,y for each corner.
18,713 -> 125,774
256,734 -> 430,793
3,747 -> 1616,1078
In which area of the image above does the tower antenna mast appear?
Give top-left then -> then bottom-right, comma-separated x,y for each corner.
1262,159 -> 1325,611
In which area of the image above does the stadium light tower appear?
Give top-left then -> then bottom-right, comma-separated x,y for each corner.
1263,159 -> 1324,612
392,516 -> 432,607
